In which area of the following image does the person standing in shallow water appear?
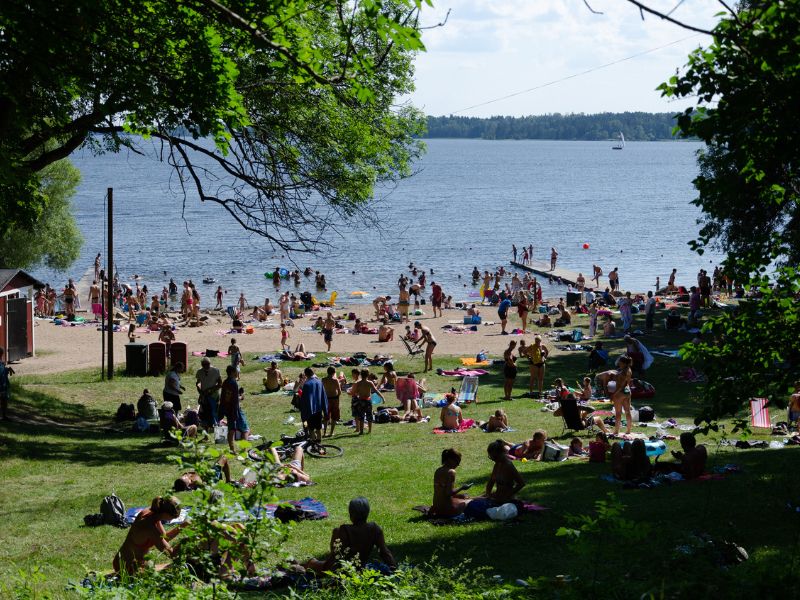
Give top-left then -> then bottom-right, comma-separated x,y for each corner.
550,247 -> 558,271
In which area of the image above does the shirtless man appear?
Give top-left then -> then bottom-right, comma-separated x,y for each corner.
304,497 -> 395,575
322,312 -> 336,351
372,295 -> 390,320
88,280 -> 102,318
322,366 -> 342,437
398,285 -> 410,322
377,318 -> 394,342
432,448 -> 472,516
352,369 -> 383,435
263,362 -> 282,392
609,268 -> 620,292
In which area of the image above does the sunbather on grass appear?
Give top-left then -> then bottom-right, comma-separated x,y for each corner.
113,496 -> 185,575
484,440 -> 525,503
174,456 -> 232,491
503,430 -> 547,461
432,448 -> 472,516
304,497 -> 396,575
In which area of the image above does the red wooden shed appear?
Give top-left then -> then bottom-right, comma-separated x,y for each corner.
0,269 -> 44,362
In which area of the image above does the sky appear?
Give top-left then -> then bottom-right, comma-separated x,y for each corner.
408,0 -> 724,117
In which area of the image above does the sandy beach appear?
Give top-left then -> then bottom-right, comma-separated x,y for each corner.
21,302 -> 584,375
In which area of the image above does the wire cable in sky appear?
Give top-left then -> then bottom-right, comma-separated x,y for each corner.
450,33 -> 700,115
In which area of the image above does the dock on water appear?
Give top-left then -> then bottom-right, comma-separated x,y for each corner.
73,266 -> 96,312
509,260 -> 584,287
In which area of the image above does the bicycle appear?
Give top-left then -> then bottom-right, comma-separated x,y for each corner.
247,429 -> 343,463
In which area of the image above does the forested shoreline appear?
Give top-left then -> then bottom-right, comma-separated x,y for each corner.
424,112 -> 681,140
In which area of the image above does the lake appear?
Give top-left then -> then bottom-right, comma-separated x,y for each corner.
34,138 -> 717,302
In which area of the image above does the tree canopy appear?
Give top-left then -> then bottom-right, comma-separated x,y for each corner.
1,0 -> 429,250
657,0 -> 800,276
0,158 -> 83,270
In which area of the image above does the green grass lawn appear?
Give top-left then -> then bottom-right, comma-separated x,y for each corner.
1,310 -> 798,596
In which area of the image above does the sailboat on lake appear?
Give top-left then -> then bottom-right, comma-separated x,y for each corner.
612,131 -> 625,150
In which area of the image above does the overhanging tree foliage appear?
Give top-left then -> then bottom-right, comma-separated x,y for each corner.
1,0 -> 430,250
610,1 -> 800,423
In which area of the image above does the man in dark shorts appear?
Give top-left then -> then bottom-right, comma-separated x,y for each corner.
322,366 -> 342,437
322,312 -> 336,351
498,296 -> 511,335
300,367 -> 328,443
502,341 -> 517,401
220,365 -> 241,452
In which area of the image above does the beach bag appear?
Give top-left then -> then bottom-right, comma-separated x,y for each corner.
100,494 -> 127,527
542,441 -> 569,462
375,410 -> 392,424
571,329 -> 583,342
205,349 -> 219,358
589,441 -> 606,463
476,350 -> 488,362
638,406 -> 655,422
115,403 -> 135,422
214,425 -> 228,444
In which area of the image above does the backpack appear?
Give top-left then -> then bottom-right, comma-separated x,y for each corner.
100,494 -> 127,527
115,403 -> 135,422
571,329 -> 583,342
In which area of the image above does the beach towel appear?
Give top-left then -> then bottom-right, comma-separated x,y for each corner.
251,497 -> 328,521
395,377 -> 419,404
750,398 -> 771,428
124,507 -> 189,526
652,349 -> 681,358
460,357 -> 490,366
439,369 -> 488,377
412,506 -> 476,526
433,419 -> 475,434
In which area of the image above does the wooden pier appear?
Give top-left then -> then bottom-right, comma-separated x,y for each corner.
509,260 -> 586,287
72,266 -> 96,312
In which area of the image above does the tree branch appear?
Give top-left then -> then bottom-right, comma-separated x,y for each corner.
622,0 -> 714,35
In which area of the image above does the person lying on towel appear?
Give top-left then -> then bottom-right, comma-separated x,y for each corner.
174,456 -> 233,491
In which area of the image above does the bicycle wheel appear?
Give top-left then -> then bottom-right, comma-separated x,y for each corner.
305,442 -> 343,458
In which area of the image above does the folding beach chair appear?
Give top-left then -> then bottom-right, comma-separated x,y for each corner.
750,398 -> 771,429
401,337 -> 423,357
457,376 -> 479,404
557,396 -> 595,437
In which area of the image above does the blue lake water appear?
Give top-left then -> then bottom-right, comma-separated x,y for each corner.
34,138 -> 717,302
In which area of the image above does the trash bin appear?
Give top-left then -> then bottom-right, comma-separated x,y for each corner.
148,341 -> 167,376
126,343 -> 149,377
170,341 -> 188,368
566,291 -> 582,307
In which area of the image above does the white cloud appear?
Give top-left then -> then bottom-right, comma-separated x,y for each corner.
409,0 -> 722,116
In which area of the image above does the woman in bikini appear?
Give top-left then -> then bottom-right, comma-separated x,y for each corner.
485,440 -> 525,503
113,496 -> 185,575
432,448 -> 472,516
413,321 -> 436,373
439,393 -> 463,430
527,335 -> 549,398
612,355 -> 634,436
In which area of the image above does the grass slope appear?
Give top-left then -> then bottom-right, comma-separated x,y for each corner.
1,310 -> 798,596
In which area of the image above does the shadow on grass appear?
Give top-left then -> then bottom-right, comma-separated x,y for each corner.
387,447 -> 800,582
0,385 -> 168,466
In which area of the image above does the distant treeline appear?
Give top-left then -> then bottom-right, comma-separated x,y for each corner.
423,112 -> 680,141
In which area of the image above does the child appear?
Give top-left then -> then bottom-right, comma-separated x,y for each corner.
379,362 -> 397,390
568,437 -> 587,457
580,376 -> 593,401
280,323 -> 290,351
552,378 -> 569,400
589,432 -> 610,462
228,338 -> 243,379
483,409 -> 509,433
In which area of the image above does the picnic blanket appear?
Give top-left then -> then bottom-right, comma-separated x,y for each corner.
412,501 -> 548,525
433,419 -> 475,434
